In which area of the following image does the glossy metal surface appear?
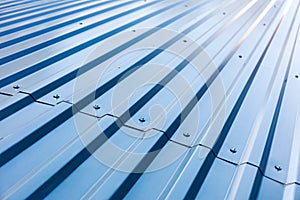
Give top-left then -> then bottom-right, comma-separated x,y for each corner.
1,0 -> 300,199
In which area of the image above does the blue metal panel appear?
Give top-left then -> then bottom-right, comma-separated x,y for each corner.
1,0 -> 300,199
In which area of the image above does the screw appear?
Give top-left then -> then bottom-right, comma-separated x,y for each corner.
139,117 -> 146,123
238,55 -> 243,58
79,22 -> 83,25
93,104 -> 100,110
263,23 -> 266,26
53,94 -> 60,99
274,165 -> 282,171
295,75 -> 299,78
223,12 -> 226,15
132,29 -> 136,32
230,147 -> 237,153
183,133 -> 190,137
183,39 -> 187,43
13,85 -> 20,89
184,4 -> 188,7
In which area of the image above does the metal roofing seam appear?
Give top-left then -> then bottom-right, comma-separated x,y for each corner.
0,96 -> 298,198
0,91 -> 298,185
1,0 -> 300,199
1,0 -> 267,113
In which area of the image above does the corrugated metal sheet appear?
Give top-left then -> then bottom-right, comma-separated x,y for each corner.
1,0 -> 300,199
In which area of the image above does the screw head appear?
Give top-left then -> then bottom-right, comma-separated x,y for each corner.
183,39 -> 187,43
139,117 -> 146,123
13,85 -> 20,89
230,147 -> 237,153
295,75 -> 299,78
238,55 -> 243,58
223,12 -> 226,15
53,94 -> 60,99
274,165 -> 282,171
183,133 -> 190,137
93,104 -> 100,110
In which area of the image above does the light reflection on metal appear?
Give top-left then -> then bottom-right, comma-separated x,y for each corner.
1,0 -> 300,199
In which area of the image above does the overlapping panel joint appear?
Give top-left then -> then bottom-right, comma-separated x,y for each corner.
1,0 -> 300,199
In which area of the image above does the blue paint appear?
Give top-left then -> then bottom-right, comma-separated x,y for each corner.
0,0 -> 164,86
249,6 -> 300,198
0,1 -> 136,48
0,0 -> 109,31
0,0 -> 63,17
185,13 -> 285,200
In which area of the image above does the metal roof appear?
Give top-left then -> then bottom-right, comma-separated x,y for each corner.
1,0 -> 300,199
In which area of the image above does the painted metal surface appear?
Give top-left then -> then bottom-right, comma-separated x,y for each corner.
1,0 -> 300,199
